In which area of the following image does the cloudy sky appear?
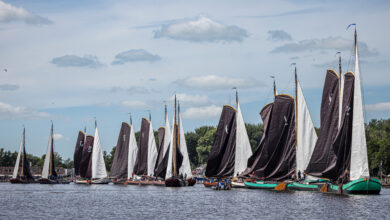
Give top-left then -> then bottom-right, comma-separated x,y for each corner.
1,0 -> 389,159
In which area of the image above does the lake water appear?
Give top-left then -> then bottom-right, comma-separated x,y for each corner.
0,183 -> 389,219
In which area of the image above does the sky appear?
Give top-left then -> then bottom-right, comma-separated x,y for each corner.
0,0 -> 389,160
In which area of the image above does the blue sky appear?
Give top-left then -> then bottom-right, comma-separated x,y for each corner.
0,0 -> 389,160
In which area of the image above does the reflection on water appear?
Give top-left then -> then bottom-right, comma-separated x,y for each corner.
0,183 -> 389,219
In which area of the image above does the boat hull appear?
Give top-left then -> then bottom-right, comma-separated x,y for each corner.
287,182 -> 322,191
244,181 -> 278,190
328,178 -> 381,195
38,178 -> 59,184
75,178 -> 109,184
203,181 -> 217,188
10,178 -> 36,184
231,181 -> 245,188
152,181 -> 165,186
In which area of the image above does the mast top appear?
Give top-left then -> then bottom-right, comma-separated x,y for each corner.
128,113 -> 132,125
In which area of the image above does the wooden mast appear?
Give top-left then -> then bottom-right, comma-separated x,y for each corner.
294,66 -> 298,176
21,127 -> 25,177
49,121 -> 54,177
173,95 -> 177,176
273,79 -> 277,97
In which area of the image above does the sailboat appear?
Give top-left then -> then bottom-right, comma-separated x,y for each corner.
128,115 -> 158,185
76,121 -> 109,184
165,96 -> 195,187
10,127 -> 36,184
152,105 -> 172,186
110,118 -> 138,184
73,130 -> 85,181
203,91 -> 252,188
76,131 -> 94,183
38,122 -> 69,184
305,26 -> 381,194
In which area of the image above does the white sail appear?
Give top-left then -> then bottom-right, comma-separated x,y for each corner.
92,126 -> 107,179
296,81 -> 318,174
12,132 -> 23,179
127,124 -> 138,179
165,117 -> 175,179
162,114 -> 171,158
350,32 -> 370,181
147,121 -> 158,176
234,101 -> 252,176
41,125 -> 53,179
178,113 -> 192,178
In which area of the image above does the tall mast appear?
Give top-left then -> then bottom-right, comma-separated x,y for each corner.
177,101 -> 181,151
21,127 -> 25,177
273,79 -> 277,97
173,95 -> 177,176
294,67 -> 298,155
49,121 -> 54,176
165,104 -> 167,121
129,113 -> 132,125
235,89 -> 238,107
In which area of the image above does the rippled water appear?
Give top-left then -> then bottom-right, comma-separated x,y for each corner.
0,183 -> 389,219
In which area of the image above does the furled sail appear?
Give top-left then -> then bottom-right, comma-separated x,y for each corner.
80,135 -> 94,178
127,124 -> 138,179
73,131 -> 85,176
12,130 -> 24,179
205,105 -> 236,178
235,101 -> 252,176
350,30 -> 370,181
110,122 -> 130,179
42,123 -> 57,179
241,95 -> 296,181
296,80 -> 318,175
305,70 -> 340,177
92,124 -> 107,179
178,110 -> 192,178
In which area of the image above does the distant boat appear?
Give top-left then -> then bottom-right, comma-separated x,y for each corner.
305,27 -> 381,194
128,116 -> 158,185
204,91 -> 252,188
165,96 -> 195,187
73,130 -> 85,179
38,122 -> 69,184
111,121 -> 138,184
10,128 -> 35,184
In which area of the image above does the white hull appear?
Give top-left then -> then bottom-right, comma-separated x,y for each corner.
232,181 -> 245,188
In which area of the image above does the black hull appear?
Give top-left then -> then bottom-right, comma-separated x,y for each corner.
10,178 -> 36,184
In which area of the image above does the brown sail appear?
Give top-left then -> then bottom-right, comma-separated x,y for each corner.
80,135 -> 94,178
205,105 -> 236,178
110,122 -> 131,179
73,131 -> 85,176
305,70 -> 340,177
133,118 -> 150,176
154,127 -> 168,178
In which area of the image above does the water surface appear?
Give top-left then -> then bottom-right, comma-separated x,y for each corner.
0,183 -> 389,219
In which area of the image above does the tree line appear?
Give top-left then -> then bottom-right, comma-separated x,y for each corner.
1,118 -> 389,176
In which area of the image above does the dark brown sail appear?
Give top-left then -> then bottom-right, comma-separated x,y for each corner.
73,131 -> 85,176
241,103 -> 273,177
305,70 -> 340,177
133,118 -> 150,176
205,105 -> 236,177
243,95 -> 296,181
154,127 -> 167,178
110,122 -> 131,178
22,140 -> 34,181
50,132 -> 57,178
323,72 -> 355,180
80,135 -> 94,178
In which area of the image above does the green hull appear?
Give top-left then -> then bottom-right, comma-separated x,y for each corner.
329,178 -> 381,195
287,182 -> 322,191
244,181 -> 278,190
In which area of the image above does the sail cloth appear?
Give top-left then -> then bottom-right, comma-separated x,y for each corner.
296,81 -> 318,175
205,105 -> 236,178
154,127 -> 167,178
147,121 -> 158,176
92,126 -> 107,179
328,72 -> 355,180
110,122 -> 130,179
350,36 -> 370,181
305,70 -> 340,178
178,112 -> 192,178
42,124 -> 57,179
234,101 -> 252,176
127,124 -> 138,179
80,135 -> 94,178
165,117 -> 175,179
241,95 -> 296,181
73,131 -> 85,176
22,142 -> 34,180
12,133 -> 23,179
133,119 -> 150,176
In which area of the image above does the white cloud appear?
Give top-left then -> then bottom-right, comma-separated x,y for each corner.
182,105 -> 222,119
0,83 -> 19,91
271,36 -> 378,56
365,102 -> 390,112
267,30 -> 292,41
111,86 -> 149,94
51,55 -> 103,68
121,100 -> 149,109
170,93 -> 211,107
112,49 -> 161,65
0,101 -> 50,119
175,75 -> 263,90
0,1 -> 52,25
53,133 -> 64,140
154,15 -> 248,42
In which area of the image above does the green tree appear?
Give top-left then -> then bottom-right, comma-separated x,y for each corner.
196,128 -> 217,164
245,123 -> 264,152
366,119 -> 390,176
